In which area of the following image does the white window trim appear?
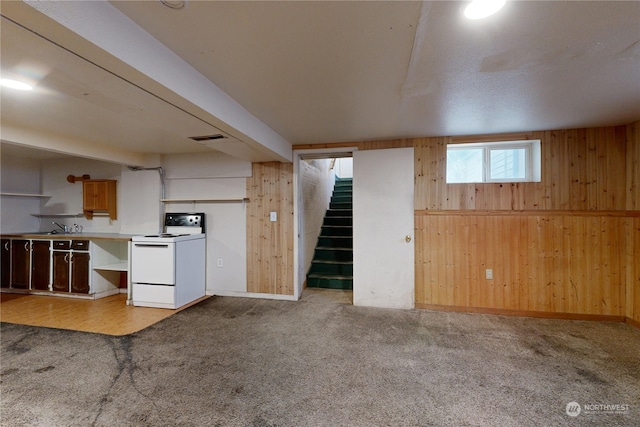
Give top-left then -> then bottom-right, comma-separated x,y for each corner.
446,140 -> 541,184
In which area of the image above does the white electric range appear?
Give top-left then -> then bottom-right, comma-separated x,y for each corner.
131,213 -> 206,309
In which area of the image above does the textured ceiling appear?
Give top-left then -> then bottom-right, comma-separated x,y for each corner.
112,0 -> 640,143
1,1 -> 639,162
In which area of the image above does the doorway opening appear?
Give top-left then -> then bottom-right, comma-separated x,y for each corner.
294,149 -> 354,301
294,146 -> 415,309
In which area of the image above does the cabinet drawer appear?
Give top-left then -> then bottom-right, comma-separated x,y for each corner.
132,283 -> 176,307
71,240 -> 89,251
52,241 -> 71,250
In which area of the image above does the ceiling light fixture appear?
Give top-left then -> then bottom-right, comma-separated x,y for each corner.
0,78 -> 33,91
160,0 -> 186,10
464,0 -> 506,20
189,134 -> 227,142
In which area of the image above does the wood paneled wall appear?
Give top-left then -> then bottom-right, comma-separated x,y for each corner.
414,124 -> 639,320
246,162 -> 294,295
627,121 -> 640,211
258,123 -> 639,323
416,213 -> 630,316
246,139 -> 407,296
626,122 -> 640,323
627,217 -> 640,324
415,127 -> 627,211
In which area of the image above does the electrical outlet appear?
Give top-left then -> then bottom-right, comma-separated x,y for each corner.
217,258 -> 223,268
485,269 -> 493,280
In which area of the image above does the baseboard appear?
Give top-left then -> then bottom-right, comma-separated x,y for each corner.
626,317 -> 640,328
93,288 -> 121,300
415,303 -> 626,322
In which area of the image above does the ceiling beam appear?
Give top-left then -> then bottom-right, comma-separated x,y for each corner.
16,0 -> 292,163
1,123 -> 147,166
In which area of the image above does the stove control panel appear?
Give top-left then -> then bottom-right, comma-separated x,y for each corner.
165,213 -> 205,232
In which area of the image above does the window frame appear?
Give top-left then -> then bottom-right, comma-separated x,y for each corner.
446,139 -> 541,184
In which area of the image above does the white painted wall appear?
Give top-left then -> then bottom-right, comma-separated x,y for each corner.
119,167 -> 162,235
0,154 -> 42,233
161,152 -> 250,295
40,158 -> 122,234
3,149 -> 252,298
335,157 -> 353,179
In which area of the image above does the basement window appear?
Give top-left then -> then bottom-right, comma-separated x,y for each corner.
446,140 -> 541,183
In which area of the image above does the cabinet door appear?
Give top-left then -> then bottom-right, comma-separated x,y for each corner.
52,251 -> 70,292
31,241 -> 51,290
83,180 -> 117,219
83,181 -> 98,210
84,181 -> 111,210
1,239 -> 10,288
10,240 -> 30,289
70,252 -> 90,294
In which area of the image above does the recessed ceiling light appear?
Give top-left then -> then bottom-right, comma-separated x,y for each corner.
464,0 -> 506,20
0,78 -> 33,91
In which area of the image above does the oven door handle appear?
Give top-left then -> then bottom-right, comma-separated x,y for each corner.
134,243 -> 170,248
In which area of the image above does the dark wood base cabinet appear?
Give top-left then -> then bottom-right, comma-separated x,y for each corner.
1,239 -> 10,288
31,241 -> 51,291
10,240 -> 30,289
52,251 -> 70,292
70,252 -> 90,294
3,238 -> 93,295
52,241 -> 90,294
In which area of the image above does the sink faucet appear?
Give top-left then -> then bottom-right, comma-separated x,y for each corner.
52,221 -> 68,233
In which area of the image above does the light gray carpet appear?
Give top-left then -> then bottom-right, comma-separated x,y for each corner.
1,289 -> 639,426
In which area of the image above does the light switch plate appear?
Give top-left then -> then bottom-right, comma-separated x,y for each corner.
270,211 -> 277,222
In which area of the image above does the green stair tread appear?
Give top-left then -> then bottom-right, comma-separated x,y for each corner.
315,246 -> 353,250
307,277 -> 353,290
327,212 -> 352,215
311,259 -> 352,264
307,274 -> 353,280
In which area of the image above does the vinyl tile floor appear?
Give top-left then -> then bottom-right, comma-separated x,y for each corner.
0,292 -> 205,335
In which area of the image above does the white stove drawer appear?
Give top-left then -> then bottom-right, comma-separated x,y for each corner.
131,242 -> 175,285
132,283 -> 176,309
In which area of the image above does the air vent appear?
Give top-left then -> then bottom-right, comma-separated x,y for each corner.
189,134 -> 227,142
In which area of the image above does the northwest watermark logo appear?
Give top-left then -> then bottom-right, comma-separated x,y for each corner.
566,401 -> 630,417
566,402 -> 581,417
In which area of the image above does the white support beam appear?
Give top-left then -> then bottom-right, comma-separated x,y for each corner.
22,0 -> 292,163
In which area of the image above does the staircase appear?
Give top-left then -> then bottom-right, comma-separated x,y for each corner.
307,178 -> 353,290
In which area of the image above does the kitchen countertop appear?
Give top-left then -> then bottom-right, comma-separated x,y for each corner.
1,232 -> 136,241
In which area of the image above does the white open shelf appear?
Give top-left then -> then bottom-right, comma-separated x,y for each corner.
161,198 -> 249,203
91,240 -> 129,274
93,262 -> 128,272
31,213 -> 85,218
1,192 -> 52,198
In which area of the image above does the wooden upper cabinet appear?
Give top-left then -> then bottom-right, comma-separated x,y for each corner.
83,180 -> 117,220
